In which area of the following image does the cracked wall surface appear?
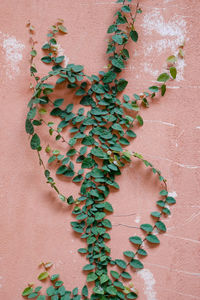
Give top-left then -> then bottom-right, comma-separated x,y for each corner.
0,0 -> 199,299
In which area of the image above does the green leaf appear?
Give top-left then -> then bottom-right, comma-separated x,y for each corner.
27,107 -> 37,120
123,251 -> 135,258
100,274 -> 109,284
91,168 -> 104,178
130,259 -> 144,269
151,211 -> 161,218
160,189 -> 168,196
129,236 -> 143,245
161,84 -> 166,96
72,287 -> 78,296
146,234 -> 160,244
25,119 -> 34,134
170,67 -> 177,79
91,147 -> 108,159
122,5 -> 131,12
140,223 -> 153,233
157,73 -> 170,82
41,56 -> 52,64
130,30 -> 138,42
39,108 -> 47,114
22,287 -> 33,296
102,219 -> 112,228
93,287 -> 104,295
83,264 -> 95,271
162,207 -> 171,215
155,221 -> 166,232
104,202 -> 113,212
103,71 -> 116,83
78,248 -> 87,254
28,292 -> 38,298
80,146 -> 87,155
46,286 -> 55,296
137,248 -> 147,256
167,55 -> 177,64
72,65 -> 84,72
121,271 -> 132,279
63,168 -> 75,177
149,86 -> 159,93
127,292 -> 138,299
111,57 -> 125,69
112,34 -> 123,45
38,271 -> 49,281
30,49 -> 37,57
119,137 -> 130,145
107,24 -> 117,33
126,130 -> 136,138
122,48 -> 130,58
55,56 -> 65,64
87,236 -> 96,245
156,200 -> 165,208
30,134 -> 40,150
117,79 -> 128,92
82,157 -> 95,169
86,272 -> 98,282
136,115 -> 143,126
56,165 -> 67,175
166,196 -> 176,204
51,274 -> 59,281
82,136 -> 95,146
82,285 -> 88,297
42,43 -> 50,50
58,24 -> 67,33
95,212 -> 106,220
34,287 -> 42,293
106,286 -> 117,296
37,296 -> 45,300
115,259 -> 127,269
67,149 -> 77,157
58,194 -> 66,202
110,270 -> 120,279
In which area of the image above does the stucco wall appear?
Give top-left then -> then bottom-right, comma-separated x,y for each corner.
0,0 -> 200,299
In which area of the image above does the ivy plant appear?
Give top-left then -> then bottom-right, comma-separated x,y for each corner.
23,0 -> 183,299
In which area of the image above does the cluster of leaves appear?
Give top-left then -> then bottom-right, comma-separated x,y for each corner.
23,0 -> 179,299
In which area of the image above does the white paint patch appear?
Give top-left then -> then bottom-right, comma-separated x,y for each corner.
138,269 -> 157,300
135,215 -> 141,224
142,10 -> 186,43
142,62 -> 159,77
144,119 -> 176,127
164,0 -> 174,3
168,191 -> 177,198
0,32 -> 25,79
141,9 -> 187,80
57,44 -> 69,66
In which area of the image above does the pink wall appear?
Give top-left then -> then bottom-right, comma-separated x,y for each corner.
0,0 -> 200,299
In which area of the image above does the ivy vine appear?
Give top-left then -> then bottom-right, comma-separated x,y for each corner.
22,0 -> 183,299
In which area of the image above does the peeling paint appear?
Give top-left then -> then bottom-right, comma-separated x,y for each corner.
138,269 -> 157,300
0,32 -> 25,79
57,44 -> 69,66
142,62 -> 159,77
135,215 -> 141,224
141,9 -> 187,80
144,119 -> 176,127
168,191 -> 177,198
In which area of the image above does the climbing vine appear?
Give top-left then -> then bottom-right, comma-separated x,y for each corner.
22,0 -> 183,299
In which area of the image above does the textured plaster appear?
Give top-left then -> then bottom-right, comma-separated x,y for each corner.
0,0 -> 199,299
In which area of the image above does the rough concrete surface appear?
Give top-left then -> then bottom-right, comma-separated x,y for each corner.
0,0 -> 200,299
